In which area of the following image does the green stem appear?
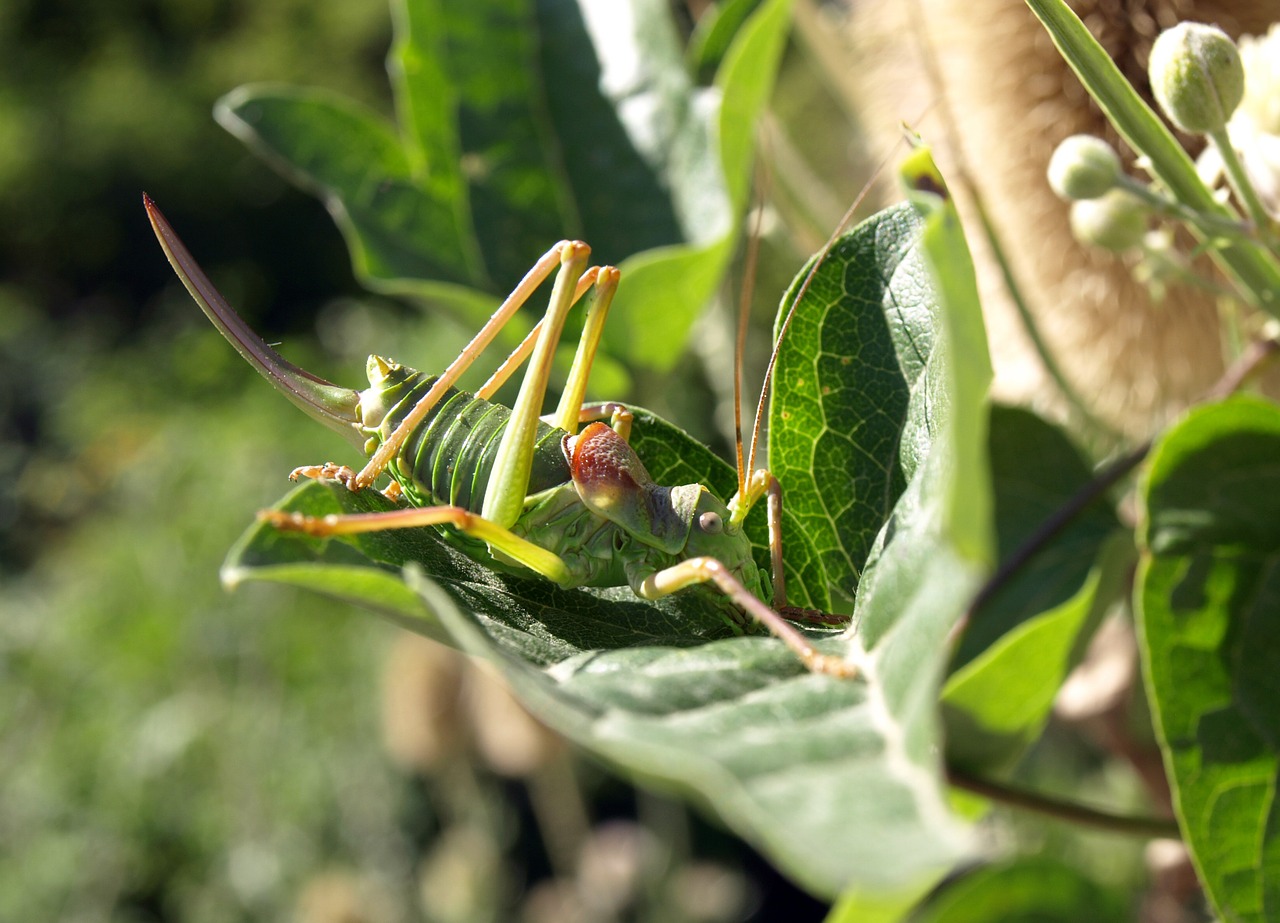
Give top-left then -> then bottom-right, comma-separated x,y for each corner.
1208,126 -> 1273,235
1116,175 -> 1250,239
969,192 -> 1122,442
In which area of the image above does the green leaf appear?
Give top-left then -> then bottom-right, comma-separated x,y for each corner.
215,85 -> 484,303
604,0 -> 793,369
943,532 -> 1130,773
823,877 -> 941,923
912,859 -> 1128,923
941,407 -> 1127,774
1137,395 -> 1280,923
836,149 -> 995,875
766,157 -> 995,893
415,568 -> 957,900
218,0 -> 795,367
687,0 -> 762,77
768,203 -> 931,611
901,146 -> 994,564
392,0 -> 572,288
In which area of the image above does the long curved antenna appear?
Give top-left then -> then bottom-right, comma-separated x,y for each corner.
144,194 -> 365,448
746,149 -> 900,477
733,170 -> 771,498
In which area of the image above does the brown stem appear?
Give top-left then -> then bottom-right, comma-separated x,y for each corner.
947,767 -> 1180,839
950,332 -> 1280,648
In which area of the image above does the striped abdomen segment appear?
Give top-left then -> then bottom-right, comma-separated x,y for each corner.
372,370 -> 571,512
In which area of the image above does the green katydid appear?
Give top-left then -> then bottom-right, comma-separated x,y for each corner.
144,194 -> 856,678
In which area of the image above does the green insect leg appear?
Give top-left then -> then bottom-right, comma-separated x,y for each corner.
550,266 -> 620,435
480,242 -> 592,529
575,402 -> 633,439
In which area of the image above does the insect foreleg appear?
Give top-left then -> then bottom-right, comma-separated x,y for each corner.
286,462 -> 405,502
262,505 -> 575,585
726,467 -> 788,609
636,559 -> 857,678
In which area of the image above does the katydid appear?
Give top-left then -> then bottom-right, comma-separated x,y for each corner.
144,194 -> 855,678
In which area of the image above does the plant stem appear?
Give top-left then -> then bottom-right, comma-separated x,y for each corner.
959,439 -> 1147,633
1207,126 -> 1273,237
954,330 -> 1280,642
1026,0 -> 1280,313
1117,174 -> 1251,238
947,766 -> 1182,838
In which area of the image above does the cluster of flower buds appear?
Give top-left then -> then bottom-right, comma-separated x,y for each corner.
1046,21 -> 1278,292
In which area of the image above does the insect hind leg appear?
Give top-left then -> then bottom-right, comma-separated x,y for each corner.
350,242 -> 584,493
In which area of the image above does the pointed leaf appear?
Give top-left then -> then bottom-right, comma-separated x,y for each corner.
217,186 -> 988,899
215,85 -> 481,297
941,407 -> 1127,774
768,202 -> 932,611
1138,395 -> 1280,923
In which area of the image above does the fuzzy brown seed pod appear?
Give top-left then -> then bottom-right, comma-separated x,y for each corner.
833,0 -> 1276,436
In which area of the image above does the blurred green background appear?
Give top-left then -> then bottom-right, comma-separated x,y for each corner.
0,1 -> 849,919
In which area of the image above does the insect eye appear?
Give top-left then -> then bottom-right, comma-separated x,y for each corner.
699,512 -> 723,534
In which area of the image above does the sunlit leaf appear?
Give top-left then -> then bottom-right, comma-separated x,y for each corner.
222,187 -> 990,896
942,407 -> 1126,774
218,0 -> 794,368
1138,395 -> 1280,923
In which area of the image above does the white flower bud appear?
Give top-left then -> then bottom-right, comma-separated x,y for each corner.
1048,135 -> 1123,199
1070,190 -> 1149,252
1149,23 -> 1244,134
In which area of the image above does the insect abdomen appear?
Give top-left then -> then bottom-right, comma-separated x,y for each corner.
370,369 -> 571,512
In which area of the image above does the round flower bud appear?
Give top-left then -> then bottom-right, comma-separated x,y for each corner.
1149,23 -> 1244,134
1048,135 -> 1122,199
1069,190 -> 1148,252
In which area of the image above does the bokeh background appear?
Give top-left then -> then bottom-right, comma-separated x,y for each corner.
0,2 -> 851,919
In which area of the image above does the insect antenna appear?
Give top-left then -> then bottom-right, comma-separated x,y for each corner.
745,149 -> 900,479
732,171 -> 771,499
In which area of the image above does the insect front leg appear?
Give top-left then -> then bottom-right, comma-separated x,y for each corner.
286,462 -> 405,502
635,559 -> 858,679
573,402 -> 633,439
